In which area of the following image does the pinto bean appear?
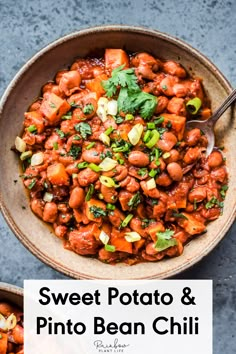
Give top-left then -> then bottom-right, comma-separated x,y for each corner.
69,187 -> 85,209
164,149 -> 180,163
208,151 -> 223,168
157,132 -> 178,152
156,172 -> 173,186
30,198 -> 44,219
145,242 -> 158,255
185,128 -> 201,146
172,83 -> 189,97
167,162 -> 183,181
8,324 -> 24,345
119,176 -> 140,193
54,225 -> 68,239
128,151 -> 149,167
77,168 -> 99,186
211,167 -> 227,183
43,202 -> 58,223
163,61 -> 186,78
69,227 -> 99,255
155,96 -> 169,114
183,147 -> 201,164
82,148 -> 101,164
160,75 -> 179,96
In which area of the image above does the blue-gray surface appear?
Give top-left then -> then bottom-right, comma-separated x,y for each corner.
0,0 -> 235,352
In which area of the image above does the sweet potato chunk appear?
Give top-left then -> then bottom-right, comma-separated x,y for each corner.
85,199 -> 106,223
162,113 -> 186,140
105,49 -> 129,70
47,163 -> 70,185
0,332 -> 8,354
177,212 -> 206,235
40,92 -> 71,124
86,73 -> 108,97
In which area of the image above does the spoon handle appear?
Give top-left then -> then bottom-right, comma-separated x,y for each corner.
211,88 -> 236,124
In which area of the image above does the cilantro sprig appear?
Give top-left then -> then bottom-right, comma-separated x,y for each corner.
155,229 -> 177,252
102,65 -> 157,120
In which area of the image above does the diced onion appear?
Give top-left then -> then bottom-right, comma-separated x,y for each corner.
162,152 -> 171,159
97,106 -> 108,122
124,231 -> 141,242
0,314 -> 7,330
128,123 -> 144,146
98,97 -> 108,109
107,100 -> 118,116
31,152 -> 44,166
99,230 -> 110,245
99,132 -> 110,146
99,157 -> 118,171
6,313 -> 17,330
43,192 -> 54,202
146,178 -> 156,190
15,136 -> 26,152
99,175 -> 116,188
20,150 -> 32,161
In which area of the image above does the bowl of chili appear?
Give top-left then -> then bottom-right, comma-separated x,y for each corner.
0,25 -> 235,279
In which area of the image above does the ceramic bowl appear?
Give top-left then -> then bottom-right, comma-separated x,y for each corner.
0,25 -> 235,279
0,283 -> 23,308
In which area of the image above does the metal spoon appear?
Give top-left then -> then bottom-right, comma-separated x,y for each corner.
186,88 -> 236,156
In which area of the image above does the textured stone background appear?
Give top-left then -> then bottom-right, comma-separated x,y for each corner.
0,0 -> 235,352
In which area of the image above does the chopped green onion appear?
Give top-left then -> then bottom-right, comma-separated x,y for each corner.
124,231 -> 141,242
186,97 -> 202,114
86,142 -> 95,150
20,151 -> 32,161
115,153 -> 124,165
149,169 -> 157,178
154,116 -> 164,125
99,157 -> 118,171
172,213 -> 188,219
85,184 -> 94,201
99,175 -> 117,188
28,179 -> 37,189
53,142 -> 58,150
162,152 -> 171,159
77,162 -> 88,169
125,114 -> 134,121
61,112 -> 72,120
88,163 -> 101,172
145,130 -> 160,149
143,130 -> 151,143
99,230 -> 110,245
27,125 -> 37,133
128,123 -> 144,146
147,122 -> 156,130
99,132 -> 110,146
105,127 -> 114,136
106,203 -> 116,210
120,214 -> 134,228
105,244 -> 116,252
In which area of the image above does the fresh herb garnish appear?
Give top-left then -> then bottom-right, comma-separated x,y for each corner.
27,125 -> 37,133
205,196 -> 224,209
114,116 -> 124,124
68,145 -> 81,160
102,65 -> 157,120
100,150 -> 113,159
49,102 -> 57,109
85,184 -> 94,201
77,162 -> 88,169
70,101 -> 81,108
55,129 -> 66,139
141,218 -> 155,228
83,103 -> 94,115
120,214 -> 134,228
28,179 -> 37,190
61,112 -> 72,120
111,139 -> 132,153
220,185 -> 228,199
86,142 -> 96,150
105,244 -> 116,252
89,205 -> 107,218
162,85 -> 167,91
128,192 -> 142,209
155,229 -> 177,251
106,203 -> 116,211
53,142 -> 58,150
74,122 -> 92,139
138,168 -> 148,177
73,135 -> 81,141
193,198 -> 197,211
172,213 -> 188,219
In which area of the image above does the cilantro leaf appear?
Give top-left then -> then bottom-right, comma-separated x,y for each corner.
74,122 -> 92,139
128,192 -> 142,209
102,66 -> 157,119
89,206 -> 107,218
155,229 -> 177,252
68,145 -> 81,160
83,103 -> 94,115
205,196 -> 224,209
